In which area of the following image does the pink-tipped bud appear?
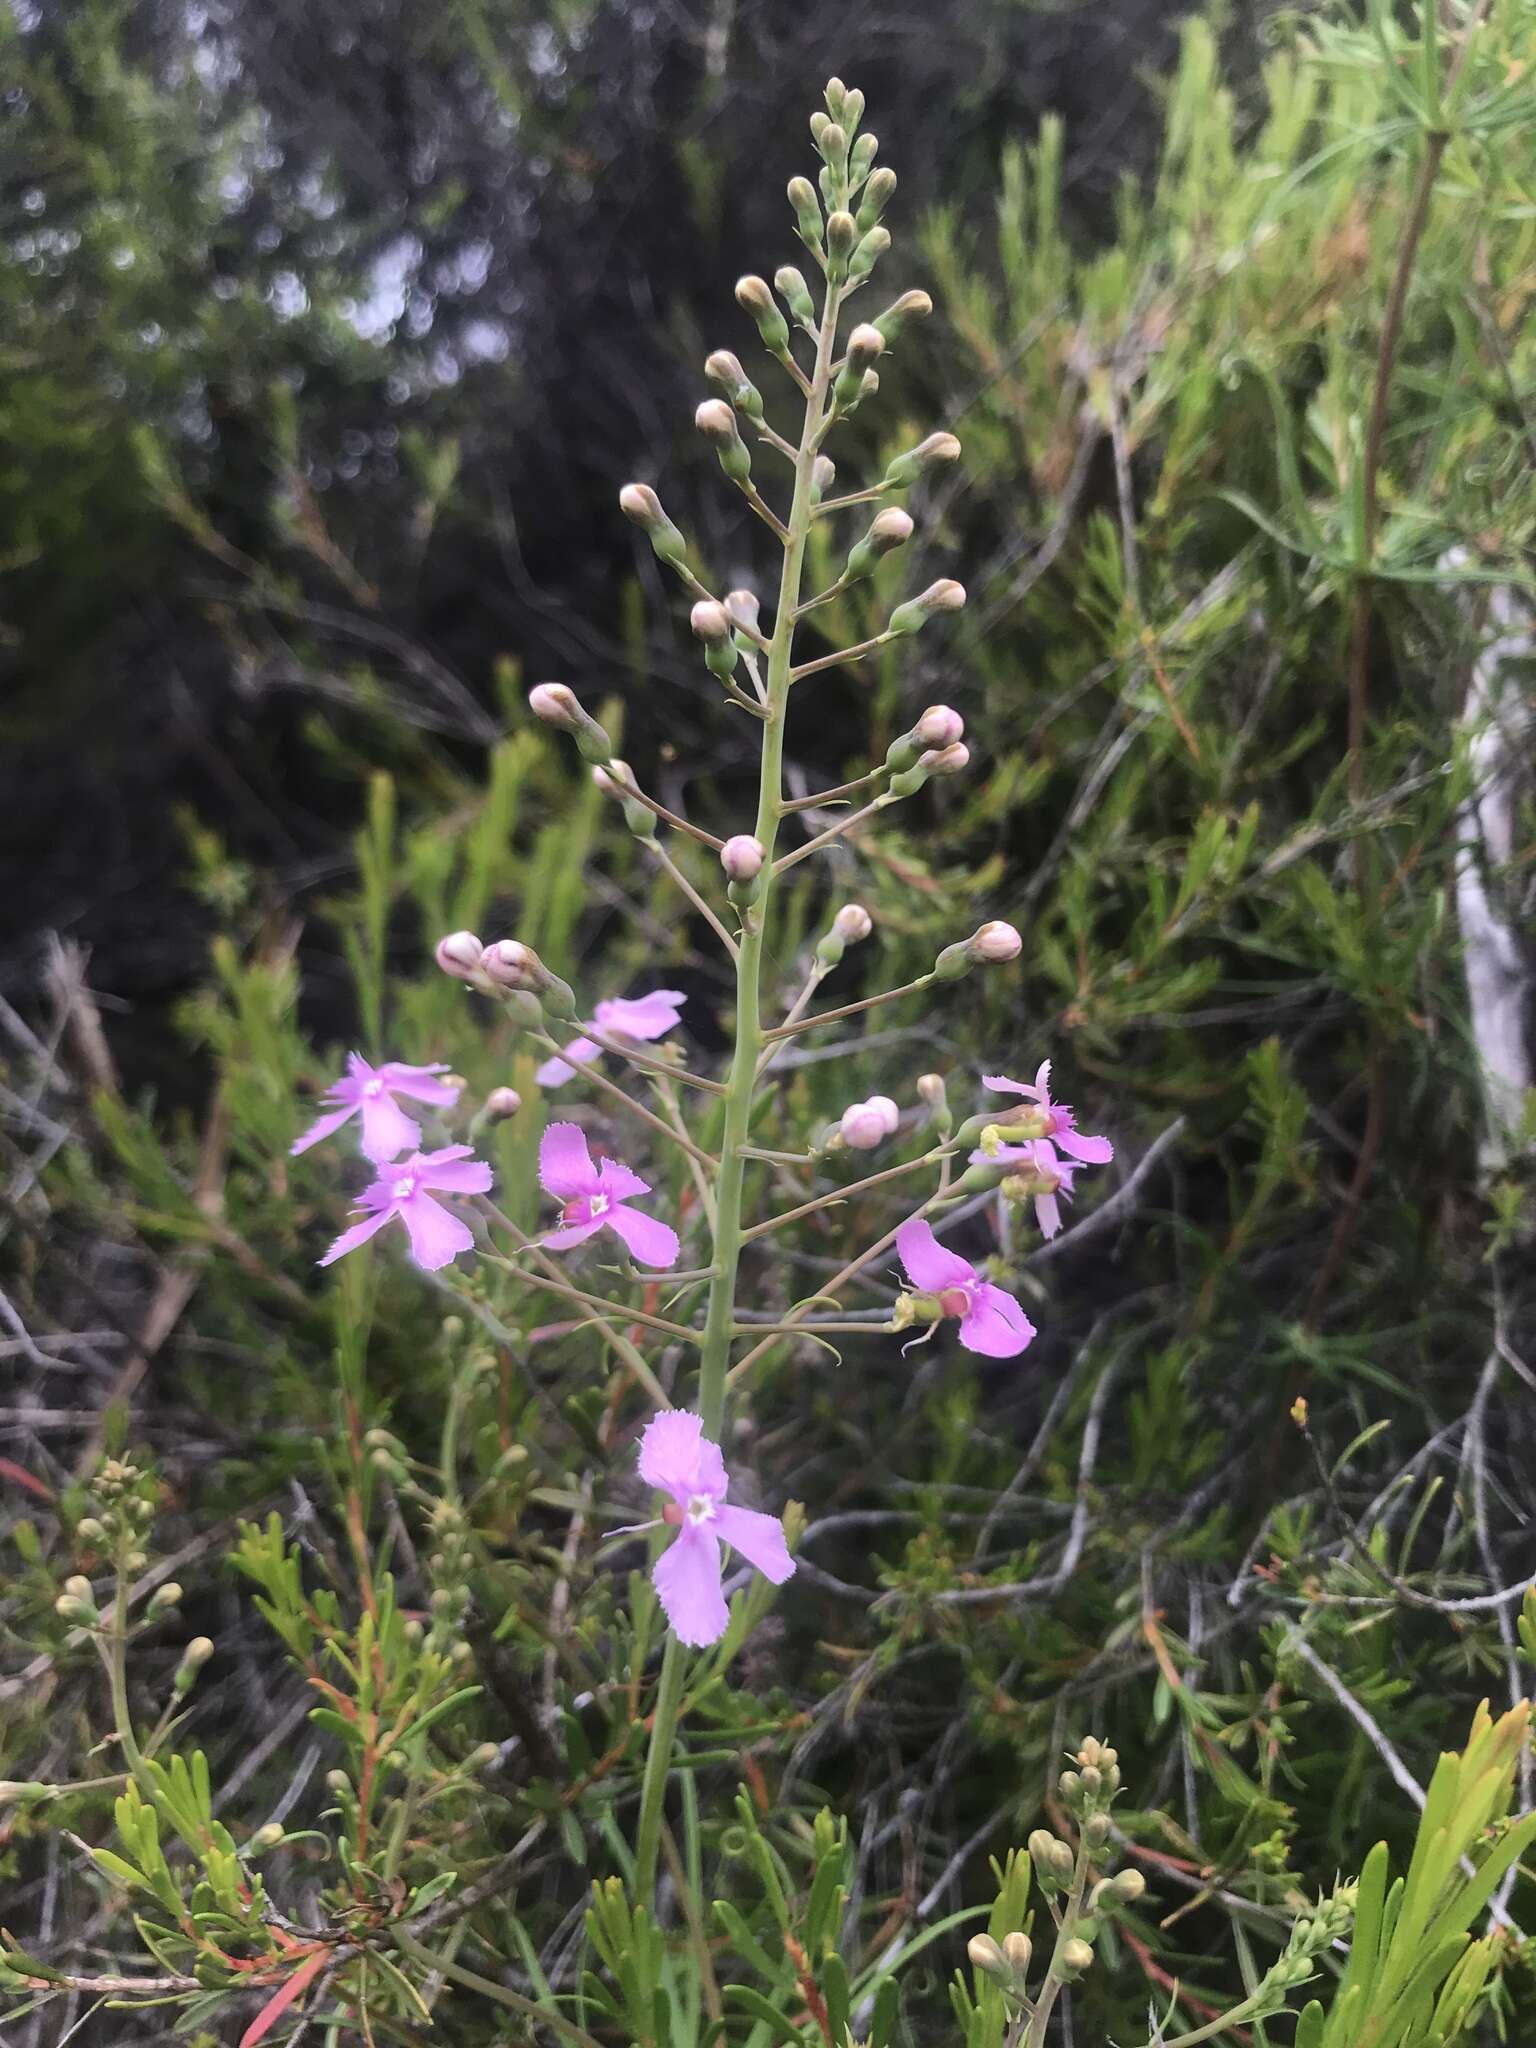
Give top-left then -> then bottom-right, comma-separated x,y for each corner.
845,323 -> 885,372
719,835 -> 765,883
915,704 -> 964,748
923,742 -> 970,777
528,682 -> 580,728
866,1094 -> 900,1136
619,483 -> 689,569
485,1087 -> 522,1121
833,903 -> 873,943
436,930 -> 485,981
888,579 -> 966,639
725,588 -> 762,633
694,398 -> 738,443
480,940 -> 541,990
972,920 -> 1022,963
916,1072 -> 947,1106
869,507 -> 913,547
592,757 -> 637,796
840,1100 -> 888,1151
811,454 -> 837,500
690,599 -> 733,643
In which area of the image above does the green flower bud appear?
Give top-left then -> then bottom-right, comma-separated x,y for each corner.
0,1781 -> 54,1807
1111,1868 -> 1147,1904
966,1934 -> 1007,1978
1084,1812 -> 1113,1849
834,322 -> 885,409
810,454 -> 836,506
705,349 -> 764,422
848,224 -> 891,282
823,76 -> 849,122
74,1517 -> 108,1548
735,275 -> 790,356
844,506 -> 912,583
873,288 -> 931,345
619,482 -> 689,570
1002,1931 -> 1033,1976
824,211 -> 857,285
888,578 -> 966,637
63,1574 -> 94,1603
174,1637 -> 214,1693
696,398 -> 752,485
249,1821 -> 284,1853
849,132 -> 879,190
54,1593 -> 98,1627
840,87 -> 865,135
818,122 -> 849,178
1028,1829 -> 1061,1878
786,178 -> 824,255
881,430 -> 962,491
1059,1937 -> 1094,1978
480,941 -> 578,1021
857,165 -> 898,232
774,265 -> 817,325
147,1581 -> 182,1615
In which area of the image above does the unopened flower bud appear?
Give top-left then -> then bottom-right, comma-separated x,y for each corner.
882,431 -> 963,491
0,1781 -> 53,1807
923,742 -> 970,777
967,1934 -> 1007,1978
1002,1931 -> 1032,1975
848,224 -> 891,282
867,1094 -> 900,1135
774,265 -> 816,325
720,835 -> 765,884
436,930 -> 486,982
55,1593 -> 97,1626
705,348 -> 764,421
810,455 -> 837,505
250,1821 -> 284,1852
849,130 -> 878,182
735,274 -> 790,355
725,589 -> 762,637
485,1086 -> 522,1121
174,1636 -> 214,1693
858,166 -> 898,233
696,398 -> 752,484
888,578 -> 966,637
1060,1768 -> 1083,1803
479,942 -> 578,1021
148,1581 -> 183,1614
527,682 -> 614,765
619,482 -> 690,570
971,920 -> 1022,963
1111,1868 -> 1147,1904
824,209 -> 857,282
833,903 -> 872,943
846,324 -> 885,373
786,177 -> 824,253
915,705 -> 964,749
840,1101 -> 888,1151
691,598 -> 733,644
844,506 -> 913,583
325,1769 -> 351,1796
74,1517 -> 107,1547
1059,1937 -> 1094,1978
63,1574 -> 93,1602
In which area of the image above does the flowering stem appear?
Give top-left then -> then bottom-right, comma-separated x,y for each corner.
1023,1838 -> 1092,2048
634,264 -> 847,1904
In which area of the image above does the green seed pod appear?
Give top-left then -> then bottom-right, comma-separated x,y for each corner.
774,265 -> 817,325
696,398 -> 751,485
881,430 -> 962,491
735,274 -> 791,356
705,348 -> 764,422
857,164 -> 897,231
786,178 -> 824,256
873,287 -> 931,345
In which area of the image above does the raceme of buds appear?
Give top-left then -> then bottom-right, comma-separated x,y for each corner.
436,929 -> 486,982
528,682 -> 614,764
843,506 -> 912,583
882,430 -> 962,491
734,274 -> 791,356
619,482 -> 689,570
888,578 -> 966,638
720,835 -> 765,884
704,349 -> 764,422
696,399 -> 752,485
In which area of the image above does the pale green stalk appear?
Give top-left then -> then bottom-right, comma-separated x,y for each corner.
633,270 -> 846,1900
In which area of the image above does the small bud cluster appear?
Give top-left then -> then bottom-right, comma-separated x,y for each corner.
839,1094 -> 900,1152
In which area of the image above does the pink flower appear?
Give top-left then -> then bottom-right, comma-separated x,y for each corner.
894,1218 -> 1036,1358
637,1410 -> 794,1647
535,990 -> 686,1088
973,1135 -> 1078,1239
291,1054 -> 460,1164
537,1123 -> 680,1268
318,1145 -> 492,1271
983,1062 -> 1113,1165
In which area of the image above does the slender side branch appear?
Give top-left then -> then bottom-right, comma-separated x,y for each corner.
761,975 -> 933,1041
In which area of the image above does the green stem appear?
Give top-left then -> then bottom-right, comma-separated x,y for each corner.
633,271 -> 845,1904
387,1925 -> 602,2048
1024,1839 -> 1092,2048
